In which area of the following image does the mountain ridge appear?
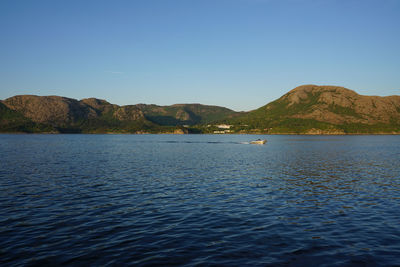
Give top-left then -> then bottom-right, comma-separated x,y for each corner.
0,95 -> 239,133
224,85 -> 400,134
1,85 -> 400,134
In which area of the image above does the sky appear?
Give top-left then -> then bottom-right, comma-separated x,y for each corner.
1,0 -> 399,111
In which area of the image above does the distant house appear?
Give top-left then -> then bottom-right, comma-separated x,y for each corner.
213,129 -> 232,134
216,124 -> 232,129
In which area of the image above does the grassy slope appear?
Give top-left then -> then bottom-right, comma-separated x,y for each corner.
138,104 -> 238,126
224,91 -> 400,134
78,112 -> 162,133
0,102 -> 55,133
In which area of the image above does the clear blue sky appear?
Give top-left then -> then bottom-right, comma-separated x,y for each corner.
1,0 -> 399,111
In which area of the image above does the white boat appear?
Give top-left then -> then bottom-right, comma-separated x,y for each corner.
250,139 -> 267,144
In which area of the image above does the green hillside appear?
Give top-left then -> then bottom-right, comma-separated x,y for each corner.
136,103 -> 239,126
224,85 -> 400,134
1,86 -> 400,134
0,102 -> 54,133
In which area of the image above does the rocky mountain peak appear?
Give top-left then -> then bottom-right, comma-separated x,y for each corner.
267,85 -> 400,126
283,85 -> 359,106
3,95 -> 89,125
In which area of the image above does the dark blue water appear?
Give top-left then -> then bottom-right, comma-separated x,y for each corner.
1,134 -> 400,266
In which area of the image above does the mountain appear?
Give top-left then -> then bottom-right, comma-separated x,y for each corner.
0,101 -> 54,133
135,103 -> 239,126
1,95 -> 156,133
0,95 -> 238,133
227,85 -> 400,134
1,86 -> 400,134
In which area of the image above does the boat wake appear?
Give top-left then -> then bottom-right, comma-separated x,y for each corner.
161,141 -> 252,145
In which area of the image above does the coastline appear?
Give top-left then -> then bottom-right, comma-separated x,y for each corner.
1,132 -> 400,135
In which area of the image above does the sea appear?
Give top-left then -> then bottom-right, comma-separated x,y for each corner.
1,134 -> 399,266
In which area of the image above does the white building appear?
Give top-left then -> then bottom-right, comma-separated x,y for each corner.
216,124 -> 232,129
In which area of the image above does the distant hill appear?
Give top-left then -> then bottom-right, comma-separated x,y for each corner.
226,85 -> 400,134
135,103 -> 239,126
0,95 -> 238,133
1,86 -> 400,134
1,95 -> 159,133
0,101 -> 54,133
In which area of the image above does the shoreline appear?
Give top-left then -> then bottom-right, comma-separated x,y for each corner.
1,132 -> 400,136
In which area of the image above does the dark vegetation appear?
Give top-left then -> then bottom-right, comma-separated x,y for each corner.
137,104 -> 239,126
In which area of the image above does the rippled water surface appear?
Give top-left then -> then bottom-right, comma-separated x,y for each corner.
1,134 -> 400,266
